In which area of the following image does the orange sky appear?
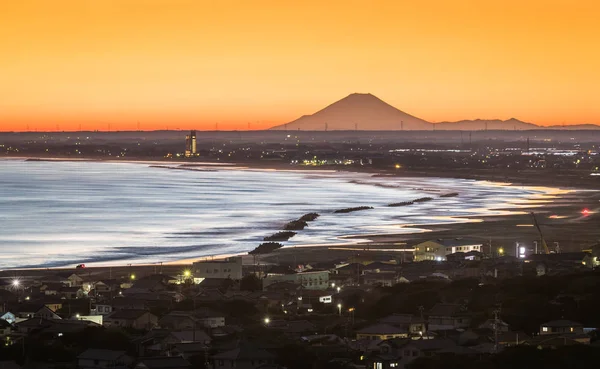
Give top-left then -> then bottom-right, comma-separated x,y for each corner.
1,0 -> 599,131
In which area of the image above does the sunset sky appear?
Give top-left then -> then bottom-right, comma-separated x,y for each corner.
1,0 -> 599,131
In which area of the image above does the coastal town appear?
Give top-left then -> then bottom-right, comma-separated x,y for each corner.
2,237 -> 600,369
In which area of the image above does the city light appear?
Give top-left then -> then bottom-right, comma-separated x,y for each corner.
130,274 -> 136,280
183,270 -> 191,277
264,317 -> 270,325
336,287 -> 341,293
337,303 -> 342,316
11,280 -> 19,287
582,208 -> 590,216
498,247 -> 504,255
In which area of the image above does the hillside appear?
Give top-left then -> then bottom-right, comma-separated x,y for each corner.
434,118 -> 538,131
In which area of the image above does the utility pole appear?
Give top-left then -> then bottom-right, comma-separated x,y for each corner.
493,307 -> 501,353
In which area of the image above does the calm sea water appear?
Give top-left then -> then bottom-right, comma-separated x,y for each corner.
0,160 -> 546,269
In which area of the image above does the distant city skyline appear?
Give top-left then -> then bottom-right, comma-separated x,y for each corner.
2,0 -> 600,132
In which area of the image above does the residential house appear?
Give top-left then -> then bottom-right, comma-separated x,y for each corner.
522,334 -> 590,348
162,330 -> 212,347
262,270 -> 330,291
91,303 -> 114,316
158,311 -> 197,330
13,304 -> 61,320
211,344 -> 277,369
52,273 -> 84,287
540,320 -> 584,335
0,311 -> 16,324
126,277 -> 168,295
34,305 -> 61,320
0,319 -> 12,337
169,343 -> 210,361
111,297 -> 148,311
40,283 -> 64,296
77,349 -> 133,369
368,338 -> 461,369
478,319 -> 509,332
414,239 -> 483,262
356,323 -> 410,341
105,309 -> 158,330
266,320 -> 316,337
193,257 -> 243,280
427,303 -> 471,331
379,314 -> 427,336
159,309 -> 225,330
496,331 -> 531,347
134,357 -> 191,369
363,271 -> 402,287
15,317 -> 99,335
61,286 -> 85,299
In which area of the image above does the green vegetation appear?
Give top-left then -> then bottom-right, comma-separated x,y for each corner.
240,274 -> 262,291
334,206 -> 374,213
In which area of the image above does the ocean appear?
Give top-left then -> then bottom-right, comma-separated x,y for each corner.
0,160 -> 547,269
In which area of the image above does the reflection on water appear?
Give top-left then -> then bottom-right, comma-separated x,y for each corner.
0,160 -> 564,268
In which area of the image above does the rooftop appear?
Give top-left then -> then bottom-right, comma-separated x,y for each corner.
77,349 -> 128,360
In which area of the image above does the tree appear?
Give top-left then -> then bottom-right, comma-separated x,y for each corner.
240,274 -> 262,292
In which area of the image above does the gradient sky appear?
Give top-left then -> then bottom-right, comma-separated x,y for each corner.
1,0 -> 599,131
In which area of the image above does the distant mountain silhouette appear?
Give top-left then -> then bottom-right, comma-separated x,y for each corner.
434,118 -> 538,131
269,93 -> 600,131
545,124 -> 600,130
270,93 -> 432,131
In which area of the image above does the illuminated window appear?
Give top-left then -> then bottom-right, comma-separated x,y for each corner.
570,327 -> 574,332
542,327 -> 548,332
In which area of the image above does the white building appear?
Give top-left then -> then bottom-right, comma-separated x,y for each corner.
263,270 -> 329,290
413,239 -> 483,261
192,257 -> 243,280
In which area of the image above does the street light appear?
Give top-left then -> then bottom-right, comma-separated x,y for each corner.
498,247 -> 504,256
130,274 -> 136,281
12,280 -> 19,287
264,317 -> 270,325
336,287 -> 341,293
183,270 -> 191,278
337,303 -> 342,316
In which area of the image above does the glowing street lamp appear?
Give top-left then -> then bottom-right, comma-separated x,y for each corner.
264,317 -> 270,325
11,280 -> 20,287
130,274 -> 136,281
498,247 -> 504,256
337,303 -> 342,316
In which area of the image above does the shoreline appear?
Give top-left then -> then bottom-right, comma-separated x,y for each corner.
2,156 -> 599,274
3,154 -> 599,189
